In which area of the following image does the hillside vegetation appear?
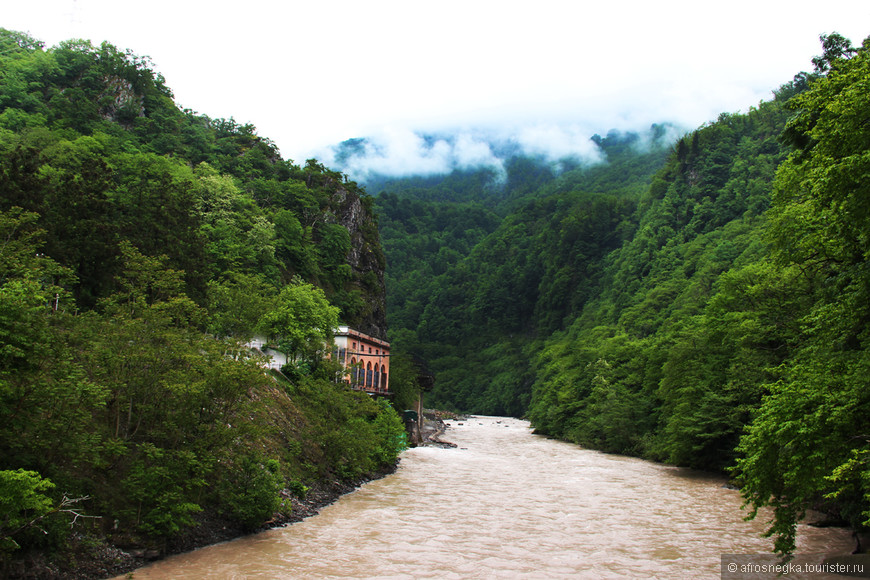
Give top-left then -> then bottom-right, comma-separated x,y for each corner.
0,29 -> 407,576
376,34 -> 870,555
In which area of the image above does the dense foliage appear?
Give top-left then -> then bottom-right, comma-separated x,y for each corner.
735,35 -> 870,554
376,35 -> 870,555
0,29 -> 404,572
0,30 -> 385,326
376,127 -> 674,415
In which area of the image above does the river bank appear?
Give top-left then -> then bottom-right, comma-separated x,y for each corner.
418,409 -> 461,448
8,465 -> 398,580
12,414 -> 455,579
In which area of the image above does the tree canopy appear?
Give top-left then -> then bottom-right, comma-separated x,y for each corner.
734,35 -> 870,555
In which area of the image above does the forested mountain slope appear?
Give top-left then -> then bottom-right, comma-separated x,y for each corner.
0,30 -> 386,335
528,99 -> 791,464
0,29 -> 405,576
376,35 -> 870,555
375,127 -> 674,415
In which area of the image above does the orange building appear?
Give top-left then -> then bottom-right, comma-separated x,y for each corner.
333,326 -> 390,395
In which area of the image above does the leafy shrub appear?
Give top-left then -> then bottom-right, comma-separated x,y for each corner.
121,444 -> 205,539
0,469 -> 57,554
218,454 -> 284,530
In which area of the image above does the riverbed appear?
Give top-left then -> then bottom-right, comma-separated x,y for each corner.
124,416 -> 856,579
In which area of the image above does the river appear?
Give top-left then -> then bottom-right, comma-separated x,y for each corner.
124,416 -> 857,579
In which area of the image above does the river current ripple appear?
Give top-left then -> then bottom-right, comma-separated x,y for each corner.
126,416 -> 854,579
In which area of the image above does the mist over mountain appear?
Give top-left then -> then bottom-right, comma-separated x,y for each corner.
318,123 -> 685,187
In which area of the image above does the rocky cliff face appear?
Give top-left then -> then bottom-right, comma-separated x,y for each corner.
330,182 -> 388,340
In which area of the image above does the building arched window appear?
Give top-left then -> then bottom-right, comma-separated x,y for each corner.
350,357 -> 358,385
374,365 -> 380,390
381,365 -> 388,391
366,362 -> 373,388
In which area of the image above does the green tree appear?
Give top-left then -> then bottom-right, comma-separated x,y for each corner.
0,469 -> 56,555
370,399 -> 408,464
261,280 -> 340,369
383,352 -> 423,414
121,444 -> 205,539
206,272 -> 276,340
218,455 -> 284,530
811,32 -> 857,73
0,208 -> 106,478
735,35 -> 870,556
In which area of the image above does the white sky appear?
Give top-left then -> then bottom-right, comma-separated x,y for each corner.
4,1 -> 869,170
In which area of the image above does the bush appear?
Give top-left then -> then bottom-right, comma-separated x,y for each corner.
370,399 -> 408,465
219,454 -> 284,530
121,445 -> 205,539
0,469 -> 66,557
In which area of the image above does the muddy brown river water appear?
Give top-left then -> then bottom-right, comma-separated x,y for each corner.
124,416 -> 857,579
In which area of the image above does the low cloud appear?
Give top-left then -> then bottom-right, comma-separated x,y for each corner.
453,133 -> 504,171
629,123 -> 687,154
318,124 -> 618,184
513,124 -> 605,165
317,128 -> 505,181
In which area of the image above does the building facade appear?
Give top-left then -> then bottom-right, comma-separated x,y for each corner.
246,336 -> 286,371
333,325 -> 390,395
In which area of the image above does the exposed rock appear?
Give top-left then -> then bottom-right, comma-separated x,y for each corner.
98,76 -> 146,126
330,182 -> 388,340
420,411 -> 457,448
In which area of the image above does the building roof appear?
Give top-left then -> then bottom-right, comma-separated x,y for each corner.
335,325 -> 390,349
